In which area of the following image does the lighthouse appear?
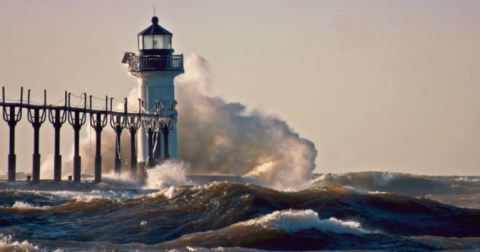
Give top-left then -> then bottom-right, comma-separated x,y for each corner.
122,16 -> 184,168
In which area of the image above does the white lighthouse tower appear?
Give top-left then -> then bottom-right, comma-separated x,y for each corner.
122,16 -> 184,168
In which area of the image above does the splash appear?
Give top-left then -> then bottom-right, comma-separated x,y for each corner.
175,54 -> 317,190
143,161 -> 190,189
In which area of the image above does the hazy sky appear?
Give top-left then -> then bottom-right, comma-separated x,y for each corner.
0,0 -> 479,175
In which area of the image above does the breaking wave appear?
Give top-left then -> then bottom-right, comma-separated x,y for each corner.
143,161 -> 190,189
313,171 -> 480,208
6,201 -> 51,210
0,234 -> 38,251
0,182 -> 479,250
237,209 -> 370,234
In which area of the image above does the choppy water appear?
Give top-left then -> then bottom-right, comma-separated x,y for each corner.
0,171 -> 479,251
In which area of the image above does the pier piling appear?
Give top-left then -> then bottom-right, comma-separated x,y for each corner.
27,89 -> 47,182
127,99 -> 142,178
162,124 -> 170,160
142,113 -> 159,168
48,92 -> 68,182
109,98 -> 128,175
2,87 -> 23,182
89,95 -> 108,183
67,93 -> 87,182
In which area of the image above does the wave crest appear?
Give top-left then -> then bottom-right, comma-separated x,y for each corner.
0,234 -> 38,251
1,201 -> 51,210
238,209 -> 370,234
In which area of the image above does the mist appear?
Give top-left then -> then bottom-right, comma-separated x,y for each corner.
176,54 -> 317,189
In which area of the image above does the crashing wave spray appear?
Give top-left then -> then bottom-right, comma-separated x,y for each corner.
43,54 -> 317,190
175,54 -> 317,189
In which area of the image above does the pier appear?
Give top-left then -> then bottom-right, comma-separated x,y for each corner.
1,87 -> 174,183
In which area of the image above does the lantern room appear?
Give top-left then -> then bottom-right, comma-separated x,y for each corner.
137,16 -> 173,54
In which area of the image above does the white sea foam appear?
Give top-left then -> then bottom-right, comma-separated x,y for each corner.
50,190 -> 144,202
100,171 -> 142,189
342,186 -> 363,194
238,209 -> 371,234
74,161 -> 193,200
1,201 -> 51,210
0,165 -> 186,202
0,234 -> 38,251
143,161 -> 190,190
2,187 -> 178,206
12,201 -> 51,210
368,191 -> 389,195
454,176 -> 480,182
311,173 -> 329,184
372,172 -> 398,187
143,186 -> 182,200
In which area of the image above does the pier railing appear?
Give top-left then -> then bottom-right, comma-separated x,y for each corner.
1,87 -> 176,183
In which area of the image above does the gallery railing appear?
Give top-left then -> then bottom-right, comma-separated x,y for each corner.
126,54 -> 184,72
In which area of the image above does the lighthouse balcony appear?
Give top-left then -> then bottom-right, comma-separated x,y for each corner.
123,53 -> 184,72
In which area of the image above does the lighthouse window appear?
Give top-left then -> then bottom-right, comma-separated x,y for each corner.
138,36 -> 143,50
143,35 -> 154,49
153,35 -> 165,49
140,35 -> 172,50
165,36 -> 172,49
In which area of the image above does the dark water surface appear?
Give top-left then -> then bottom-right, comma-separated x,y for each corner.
0,172 -> 479,251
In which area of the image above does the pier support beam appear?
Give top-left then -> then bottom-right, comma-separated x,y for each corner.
8,123 -> 17,182
141,102 -> 163,168
53,125 -> 62,181
48,96 -> 67,182
162,126 -> 170,160
146,127 -> 155,167
95,129 -> 102,182
67,93 -> 87,182
122,99 -> 141,178
114,125 -> 122,174
129,127 -> 137,176
141,116 -> 159,168
2,87 -> 23,182
89,96 -> 108,183
27,89 -> 47,182
154,131 -> 162,161
93,117 -> 104,182
32,121 -> 41,182
73,121 -> 81,182
109,98 -> 127,175
92,115 -> 106,182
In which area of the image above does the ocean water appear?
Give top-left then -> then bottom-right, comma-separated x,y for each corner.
0,170 -> 479,251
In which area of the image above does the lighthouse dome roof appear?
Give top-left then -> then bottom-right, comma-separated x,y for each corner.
138,16 -> 173,36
